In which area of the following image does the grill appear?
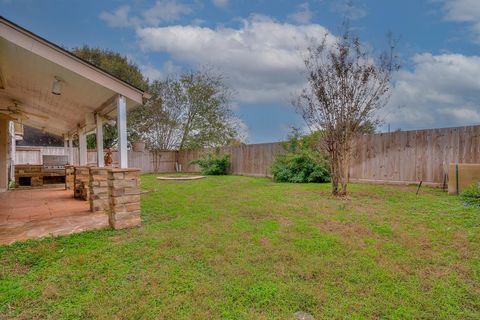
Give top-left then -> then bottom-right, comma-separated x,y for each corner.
43,155 -> 68,172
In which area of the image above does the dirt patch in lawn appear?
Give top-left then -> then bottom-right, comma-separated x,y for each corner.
317,219 -> 374,238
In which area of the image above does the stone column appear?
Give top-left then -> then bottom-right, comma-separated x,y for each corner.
74,166 -> 91,200
65,165 -> 74,189
107,168 -> 141,229
88,167 -> 110,213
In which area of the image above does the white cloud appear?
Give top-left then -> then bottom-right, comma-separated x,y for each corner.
99,5 -> 138,28
136,15 -> 333,104
140,61 -> 182,82
142,0 -> 192,26
287,2 -> 314,25
140,63 -> 163,81
100,1 -> 192,28
442,0 -> 480,41
384,53 -> 480,130
102,5 -> 479,132
443,0 -> 480,22
212,0 -> 229,8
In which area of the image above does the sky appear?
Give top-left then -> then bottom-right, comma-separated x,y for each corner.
1,0 -> 480,143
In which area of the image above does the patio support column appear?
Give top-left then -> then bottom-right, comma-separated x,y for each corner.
79,129 -> 87,166
95,113 -> 104,167
0,120 -> 8,191
63,135 -> 68,158
116,95 -> 128,168
68,135 -> 74,165
9,121 -> 15,186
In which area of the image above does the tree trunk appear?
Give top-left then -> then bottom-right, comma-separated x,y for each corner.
331,171 -> 339,195
330,148 -> 341,196
338,148 -> 351,196
152,150 -> 162,173
329,143 -> 351,196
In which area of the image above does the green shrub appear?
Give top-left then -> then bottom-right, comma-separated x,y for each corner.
271,151 -> 330,183
190,153 -> 230,175
460,183 -> 480,208
271,129 -> 330,183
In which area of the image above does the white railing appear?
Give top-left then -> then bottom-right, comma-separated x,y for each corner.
15,146 -> 177,173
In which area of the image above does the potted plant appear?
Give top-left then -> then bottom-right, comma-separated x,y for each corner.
132,140 -> 145,152
129,128 -> 146,152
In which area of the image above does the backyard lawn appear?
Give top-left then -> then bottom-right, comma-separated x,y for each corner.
1,175 -> 479,319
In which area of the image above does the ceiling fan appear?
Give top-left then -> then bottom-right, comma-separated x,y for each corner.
0,101 -> 49,121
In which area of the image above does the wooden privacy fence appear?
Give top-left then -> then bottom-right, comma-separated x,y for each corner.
177,142 -> 286,177
15,125 -> 480,186
178,125 -> 480,186
349,125 -> 480,186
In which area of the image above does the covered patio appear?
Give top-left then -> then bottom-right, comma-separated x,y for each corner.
0,17 -> 149,244
0,187 -> 107,244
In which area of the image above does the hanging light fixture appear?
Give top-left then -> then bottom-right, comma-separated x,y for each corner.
51,76 -> 63,95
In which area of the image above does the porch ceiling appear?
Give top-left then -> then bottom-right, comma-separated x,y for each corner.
0,17 -> 148,137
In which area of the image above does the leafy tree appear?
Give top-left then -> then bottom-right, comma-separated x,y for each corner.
177,70 -> 241,150
129,69 -> 244,152
72,47 -> 244,155
72,46 -> 148,90
294,26 -> 399,195
128,78 -> 183,151
71,46 -> 148,149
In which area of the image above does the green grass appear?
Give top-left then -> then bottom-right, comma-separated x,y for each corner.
1,175 -> 479,319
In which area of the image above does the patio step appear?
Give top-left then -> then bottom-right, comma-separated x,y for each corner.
0,213 -> 109,245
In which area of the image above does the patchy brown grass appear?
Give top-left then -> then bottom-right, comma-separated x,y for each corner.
1,175 -> 479,319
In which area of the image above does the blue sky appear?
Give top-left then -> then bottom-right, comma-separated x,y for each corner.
2,0 -> 480,143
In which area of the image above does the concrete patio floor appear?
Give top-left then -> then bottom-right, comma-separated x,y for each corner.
0,188 -> 109,245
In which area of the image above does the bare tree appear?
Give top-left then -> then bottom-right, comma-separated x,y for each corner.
294,27 -> 399,196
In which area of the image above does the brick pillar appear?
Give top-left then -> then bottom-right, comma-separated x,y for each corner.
89,167 -> 110,213
74,166 -> 90,200
107,168 -> 141,229
65,165 -> 75,189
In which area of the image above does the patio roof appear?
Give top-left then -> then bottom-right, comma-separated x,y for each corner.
0,16 -> 149,136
